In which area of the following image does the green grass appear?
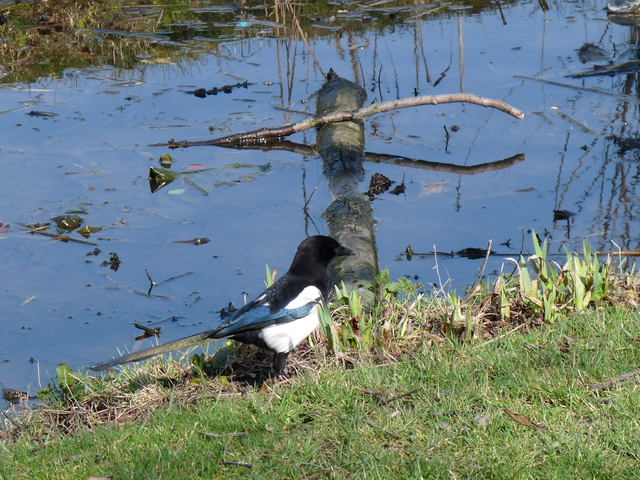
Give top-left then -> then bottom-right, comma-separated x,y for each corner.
2,307 -> 640,479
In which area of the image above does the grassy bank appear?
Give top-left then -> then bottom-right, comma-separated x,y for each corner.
1,307 -> 640,479
1,238 -> 640,479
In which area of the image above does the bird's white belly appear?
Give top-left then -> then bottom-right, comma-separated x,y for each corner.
259,305 -> 320,353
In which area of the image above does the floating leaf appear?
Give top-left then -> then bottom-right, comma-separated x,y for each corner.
20,296 -> 37,306
159,153 -> 175,168
149,167 -> 181,193
78,225 -> 103,238
365,173 -> 394,199
405,245 -> 414,261
101,252 -> 121,272
187,164 -> 207,171
226,163 -> 256,169
419,180 -> 448,197
389,183 -> 406,195
51,215 -> 82,232
553,209 -> 575,221
26,111 -> 58,117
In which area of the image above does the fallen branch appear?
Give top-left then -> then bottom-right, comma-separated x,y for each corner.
588,368 -> 640,392
150,93 -> 525,149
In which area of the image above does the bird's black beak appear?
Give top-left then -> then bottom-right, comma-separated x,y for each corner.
337,245 -> 355,257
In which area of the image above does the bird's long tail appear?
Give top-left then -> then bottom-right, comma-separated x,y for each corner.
90,328 -> 221,371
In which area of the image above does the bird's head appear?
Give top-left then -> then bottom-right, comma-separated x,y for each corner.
288,235 -> 354,274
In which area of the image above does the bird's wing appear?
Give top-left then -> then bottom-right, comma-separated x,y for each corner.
213,300 -> 318,338
89,328 -> 219,371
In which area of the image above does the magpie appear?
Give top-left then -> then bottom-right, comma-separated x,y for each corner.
91,235 -> 354,376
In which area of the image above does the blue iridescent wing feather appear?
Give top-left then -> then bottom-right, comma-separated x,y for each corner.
214,301 -> 317,337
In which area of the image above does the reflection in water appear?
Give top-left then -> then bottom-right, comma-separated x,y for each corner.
608,0 -> 640,13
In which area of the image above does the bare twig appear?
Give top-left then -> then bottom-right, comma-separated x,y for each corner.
361,387 -> 421,406
221,461 -> 253,468
588,369 -> 640,392
474,239 -> 493,289
360,389 -> 386,404
384,388 -> 421,405
362,419 -> 402,439
471,324 -> 527,350
503,408 -> 547,431
204,431 -> 248,438
134,323 -> 162,341
150,93 -> 524,149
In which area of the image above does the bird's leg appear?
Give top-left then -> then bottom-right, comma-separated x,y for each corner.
272,351 -> 290,378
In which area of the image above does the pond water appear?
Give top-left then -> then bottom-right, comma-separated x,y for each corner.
1,0 -> 639,406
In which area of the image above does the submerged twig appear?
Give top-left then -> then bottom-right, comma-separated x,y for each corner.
134,323 -> 162,341
514,75 -> 636,101
16,223 -> 97,246
184,176 -> 209,195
